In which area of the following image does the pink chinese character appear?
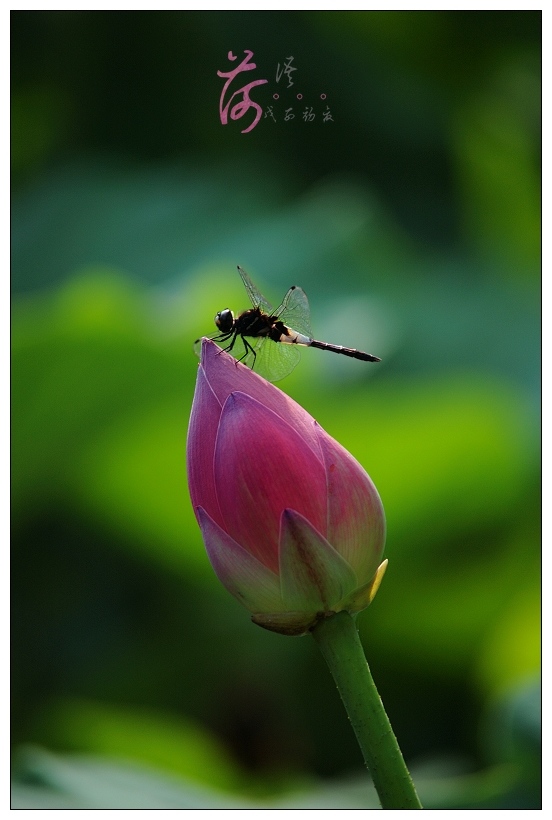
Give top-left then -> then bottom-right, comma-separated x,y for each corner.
217,50 -> 268,134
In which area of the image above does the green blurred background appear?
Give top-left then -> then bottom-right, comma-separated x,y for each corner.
11,10 -> 540,809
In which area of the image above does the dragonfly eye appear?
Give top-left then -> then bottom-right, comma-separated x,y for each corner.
215,309 -> 234,333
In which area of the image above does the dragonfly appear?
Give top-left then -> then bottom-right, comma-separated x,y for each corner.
195,266 -> 381,382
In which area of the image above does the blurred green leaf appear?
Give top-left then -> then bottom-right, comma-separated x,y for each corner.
12,746 -> 250,809
11,269 -> 193,520
75,397 -> 207,577
12,746 -> 535,809
411,759 -> 531,810
29,699 -> 247,793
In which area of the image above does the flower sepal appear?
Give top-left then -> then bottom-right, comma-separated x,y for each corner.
251,558 -> 389,636
337,558 -> 389,615
251,610 -> 324,637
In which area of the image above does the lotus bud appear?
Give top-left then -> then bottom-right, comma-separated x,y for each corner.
187,339 -> 387,636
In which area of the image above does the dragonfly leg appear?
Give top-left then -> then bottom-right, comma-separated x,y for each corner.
218,331 -> 239,354
207,331 -> 236,360
235,335 -> 257,370
213,331 -> 257,371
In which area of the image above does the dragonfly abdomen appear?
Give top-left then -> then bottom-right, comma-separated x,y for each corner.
309,339 -> 381,362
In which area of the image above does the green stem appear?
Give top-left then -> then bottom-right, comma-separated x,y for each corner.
312,610 -> 422,809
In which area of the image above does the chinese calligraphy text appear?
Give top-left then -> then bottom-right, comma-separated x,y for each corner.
217,50 -> 334,132
217,50 -> 268,134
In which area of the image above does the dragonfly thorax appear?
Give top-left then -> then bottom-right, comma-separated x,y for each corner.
215,309 -> 234,333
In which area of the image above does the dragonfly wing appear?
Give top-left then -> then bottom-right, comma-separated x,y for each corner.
252,337 -> 301,382
193,336 -> 203,358
275,286 -> 313,339
237,266 -> 274,314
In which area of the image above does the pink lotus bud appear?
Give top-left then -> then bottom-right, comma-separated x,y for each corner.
187,339 -> 387,636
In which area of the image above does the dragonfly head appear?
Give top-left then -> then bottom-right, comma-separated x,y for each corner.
215,309 -> 234,333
